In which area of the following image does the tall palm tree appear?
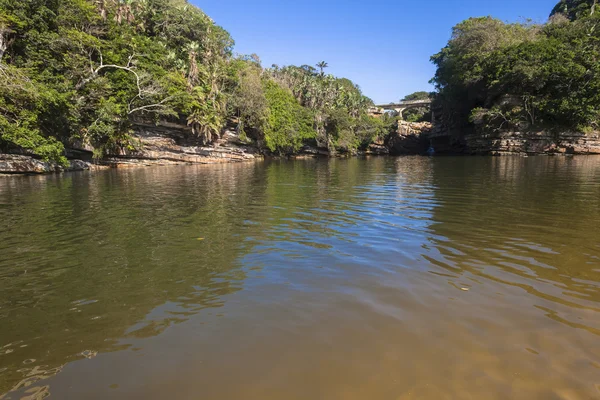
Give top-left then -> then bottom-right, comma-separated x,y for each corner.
316,61 -> 329,76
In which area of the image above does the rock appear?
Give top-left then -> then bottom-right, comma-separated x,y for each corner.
464,131 -> 600,155
387,121 -> 432,155
1,123 -> 262,174
100,122 -> 262,167
0,154 -> 92,174
294,146 -> 329,158
366,143 -> 389,155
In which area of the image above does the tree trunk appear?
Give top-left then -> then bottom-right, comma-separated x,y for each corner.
96,0 -> 107,20
0,32 -> 5,63
0,27 -> 11,64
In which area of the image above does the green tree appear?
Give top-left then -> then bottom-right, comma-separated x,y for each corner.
551,0 -> 598,21
402,91 -> 431,101
430,11 -> 600,134
263,80 -> 316,155
401,91 -> 432,122
0,0 -> 237,160
228,58 -> 268,140
0,0 -> 384,162
316,61 -> 328,76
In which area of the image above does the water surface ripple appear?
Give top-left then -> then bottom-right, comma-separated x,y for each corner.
1,156 -> 599,399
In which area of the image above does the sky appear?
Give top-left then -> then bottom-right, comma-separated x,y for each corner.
194,0 -> 559,104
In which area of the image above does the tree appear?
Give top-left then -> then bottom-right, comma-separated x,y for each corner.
0,0 -> 384,161
262,80 -> 316,155
316,61 -> 328,76
431,5 -> 600,135
229,59 -> 268,140
551,0 -> 598,20
402,91 -> 431,101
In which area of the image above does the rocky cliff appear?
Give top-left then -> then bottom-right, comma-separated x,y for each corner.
464,130 -> 600,155
386,121 -> 433,155
0,122 -> 262,174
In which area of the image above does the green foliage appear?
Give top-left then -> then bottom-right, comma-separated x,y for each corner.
551,0 -> 598,21
263,81 -> 316,155
0,0 -> 383,161
228,57 -> 268,139
432,9 -> 600,134
402,91 -> 432,122
265,64 -> 376,153
325,109 -> 355,151
0,66 -> 68,165
402,91 -> 431,101
325,110 -> 387,153
0,0 -> 234,161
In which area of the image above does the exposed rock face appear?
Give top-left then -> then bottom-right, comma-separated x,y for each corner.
0,122 -> 262,174
104,124 -> 261,166
293,146 -> 330,159
366,141 -> 389,155
465,131 -> 600,155
3,121 -> 598,174
387,121 -> 432,155
0,154 -> 92,174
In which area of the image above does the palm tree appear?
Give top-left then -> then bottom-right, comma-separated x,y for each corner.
316,61 -> 329,76
186,42 -> 200,87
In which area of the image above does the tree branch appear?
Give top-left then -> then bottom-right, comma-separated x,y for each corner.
77,48 -> 172,117
128,96 -> 174,115
76,49 -> 140,94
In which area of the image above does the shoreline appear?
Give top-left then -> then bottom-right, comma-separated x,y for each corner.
3,149 -> 600,176
2,123 -> 600,176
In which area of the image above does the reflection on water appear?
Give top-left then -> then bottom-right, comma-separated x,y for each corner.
0,156 -> 599,399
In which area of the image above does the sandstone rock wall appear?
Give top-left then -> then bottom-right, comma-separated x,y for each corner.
465,131 -> 600,155
387,121 -> 432,155
105,124 -> 261,165
0,122 -> 262,174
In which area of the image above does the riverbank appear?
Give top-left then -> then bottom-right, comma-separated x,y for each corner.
465,130 -> 600,155
0,123 -> 263,175
3,122 -> 600,175
0,119 -> 392,174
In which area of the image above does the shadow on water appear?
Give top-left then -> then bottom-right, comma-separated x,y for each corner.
0,163 -> 272,395
0,158 -> 413,397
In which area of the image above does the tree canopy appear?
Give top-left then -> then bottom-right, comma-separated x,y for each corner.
402,91 -> 431,101
550,0 -> 598,21
0,0 -> 389,163
431,4 -> 600,135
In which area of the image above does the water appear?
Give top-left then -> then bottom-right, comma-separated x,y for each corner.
0,156 -> 599,400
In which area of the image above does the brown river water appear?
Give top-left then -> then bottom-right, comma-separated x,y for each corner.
0,156 -> 599,399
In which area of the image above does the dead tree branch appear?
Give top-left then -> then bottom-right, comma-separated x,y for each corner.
76,48 -> 172,116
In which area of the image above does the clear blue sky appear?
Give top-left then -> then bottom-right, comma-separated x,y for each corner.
194,0 -> 558,104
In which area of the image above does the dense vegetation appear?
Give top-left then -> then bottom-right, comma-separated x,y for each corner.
431,0 -> 600,135
401,91 -> 432,122
5,0 -> 596,164
0,0 -> 391,164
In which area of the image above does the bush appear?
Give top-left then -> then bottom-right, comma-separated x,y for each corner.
263,81 -> 316,155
